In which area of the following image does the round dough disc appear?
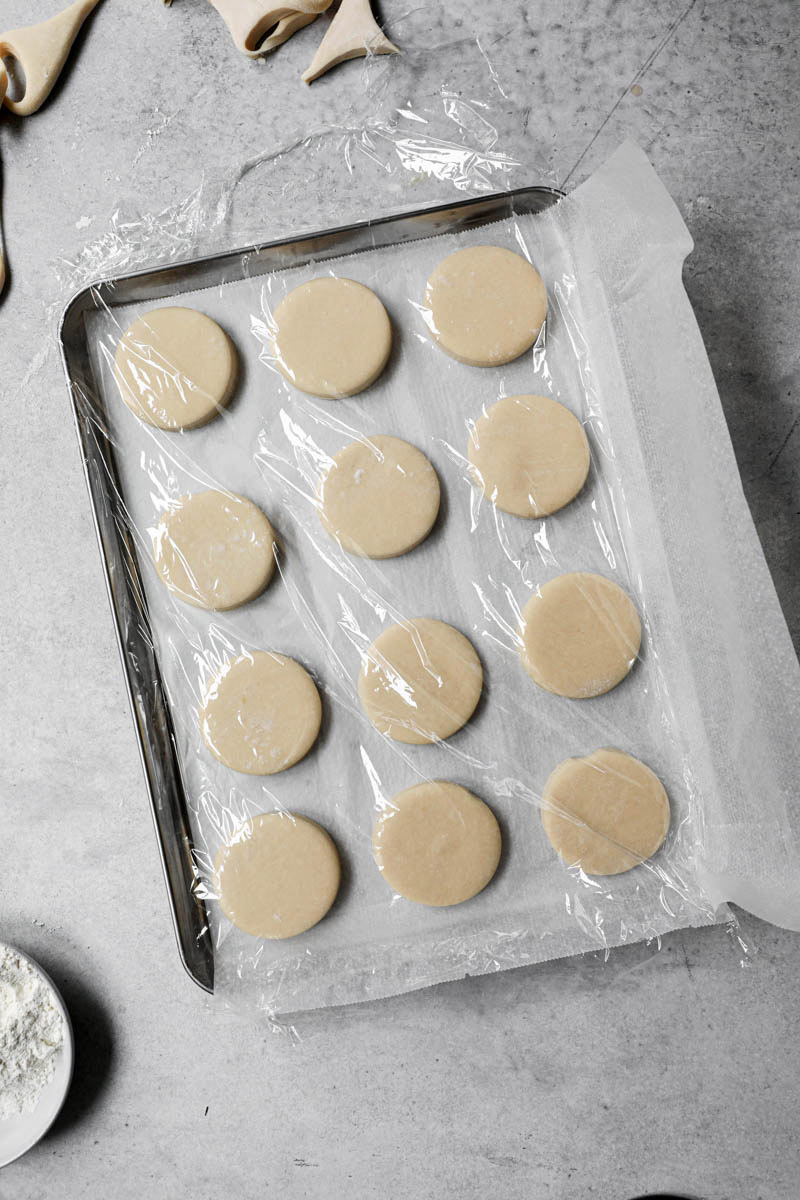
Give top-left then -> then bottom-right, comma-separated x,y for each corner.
373,781 -> 502,906
215,812 -> 340,938
468,394 -> 590,518
519,573 -> 642,699
271,277 -> 391,398
542,748 -> 670,875
318,435 -> 440,558
153,491 -> 276,610
114,306 -> 238,430
358,617 -> 483,744
200,652 -> 321,774
424,245 -> 547,367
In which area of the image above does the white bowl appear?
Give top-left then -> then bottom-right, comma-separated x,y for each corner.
0,947 -> 75,1169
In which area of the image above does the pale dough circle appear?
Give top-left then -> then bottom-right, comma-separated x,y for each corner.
468,394 -> 590,518
271,277 -> 391,397
372,781 -> 502,906
318,435 -> 440,558
358,617 -> 483,744
113,306 -> 238,430
424,245 -> 547,367
519,572 -> 641,699
541,748 -> 670,875
152,491 -> 276,611
215,812 -> 340,938
200,652 -> 321,774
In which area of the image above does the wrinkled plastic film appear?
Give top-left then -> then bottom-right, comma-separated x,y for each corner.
61,129 -> 800,1015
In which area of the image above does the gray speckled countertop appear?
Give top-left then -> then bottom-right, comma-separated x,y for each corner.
1,2 -> 798,1197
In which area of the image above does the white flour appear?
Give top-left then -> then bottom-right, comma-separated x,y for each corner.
0,946 -> 64,1120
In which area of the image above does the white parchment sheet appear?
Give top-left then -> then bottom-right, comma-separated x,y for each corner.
80,142 -> 800,1013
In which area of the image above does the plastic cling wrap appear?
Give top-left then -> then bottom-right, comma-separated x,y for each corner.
62,142 -> 800,1015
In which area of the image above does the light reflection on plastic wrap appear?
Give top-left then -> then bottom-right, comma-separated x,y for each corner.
57,45 -> 798,1018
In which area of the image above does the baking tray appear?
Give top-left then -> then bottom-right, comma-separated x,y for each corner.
58,186 -> 563,993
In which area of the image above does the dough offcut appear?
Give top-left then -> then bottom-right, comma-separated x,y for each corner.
152,491 -> 276,610
373,781 -> 501,906
468,393 -> 590,518
271,277 -> 391,398
0,0 -> 103,117
215,812 -> 340,938
302,0 -> 399,84
358,617 -> 482,744
207,0 -> 330,55
200,652 -> 321,774
114,307 -> 238,431
519,572 -> 642,699
318,435 -> 440,558
541,748 -> 670,875
424,245 -> 547,367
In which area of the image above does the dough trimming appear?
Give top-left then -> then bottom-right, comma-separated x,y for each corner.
0,0 -> 103,117
208,0 -> 331,55
318,435 -> 440,558
541,747 -> 670,875
302,0 -> 399,84
215,811 -> 340,938
372,780 -> 501,906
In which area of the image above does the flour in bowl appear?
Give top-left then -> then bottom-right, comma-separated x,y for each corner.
0,946 -> 64,1119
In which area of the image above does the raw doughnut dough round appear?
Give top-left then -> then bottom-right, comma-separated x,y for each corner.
153,491 -> 276,610
358,617 -> 482,744
318,435 -> 440,558
424,245 -> 547,367
519,573 -> 641,699
541,748 -> 670,875
468,393 -> 590,518
372,781 -> 501,906
200,652 -> 321,774
114,306 -> 238,430
215,812 -> 340,938
271,277 -> 391,397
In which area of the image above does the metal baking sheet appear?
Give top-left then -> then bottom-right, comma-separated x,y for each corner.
58,187 -> 563,992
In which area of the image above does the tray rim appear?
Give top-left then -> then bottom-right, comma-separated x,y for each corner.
57,184 -> 564,993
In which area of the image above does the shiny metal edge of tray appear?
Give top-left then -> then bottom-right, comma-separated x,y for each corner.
57,185 -> 563,993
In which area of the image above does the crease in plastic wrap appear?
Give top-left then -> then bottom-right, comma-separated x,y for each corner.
63,136 -> 800,1016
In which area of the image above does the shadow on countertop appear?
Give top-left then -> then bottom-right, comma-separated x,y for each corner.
35,958 -> 115,1141
683,210 -> 800,655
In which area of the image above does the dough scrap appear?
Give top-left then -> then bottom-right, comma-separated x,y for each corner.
318,435 -> 440,558
0,0 -> 103,117
468,393 -> 590,518
152,491 -> 276,611
519,572 -> 641,699
200,652 -> 321,774
208,0 -> 330,54
358,617 -> 482,744
542,748 -> 670,875
302,0 -> 399,84
114,306 -> 238,431
424,245 -> 547,367
373,781 -> 501,906
251,10 -> 318,56
215,812 -> 340,938
271,276 -> 391,398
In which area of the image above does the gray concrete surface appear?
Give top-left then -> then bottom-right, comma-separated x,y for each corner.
1,1 -> 798,1197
